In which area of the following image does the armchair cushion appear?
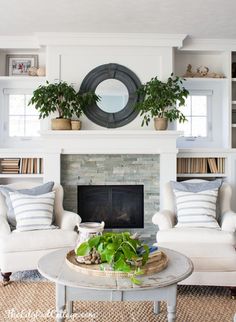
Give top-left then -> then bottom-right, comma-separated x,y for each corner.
9,191 -> 57,232
0,181 -> 54,229
221,211 -> 236,232
171,179 -> 222,228
0,229 -> 77,253
157,227 -> 236,245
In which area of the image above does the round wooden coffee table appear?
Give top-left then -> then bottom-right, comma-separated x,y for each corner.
38,247 -> 193,322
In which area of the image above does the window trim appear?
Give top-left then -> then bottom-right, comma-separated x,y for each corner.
178,90 -> 213,142
2,89 -> 41,142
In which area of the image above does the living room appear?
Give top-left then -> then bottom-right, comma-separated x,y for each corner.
0,1 -> 235,321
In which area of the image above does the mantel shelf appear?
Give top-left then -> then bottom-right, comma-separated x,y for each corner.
41,130 -> 183,138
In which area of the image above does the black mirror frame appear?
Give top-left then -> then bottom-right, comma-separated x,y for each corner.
80,63 -> 143,128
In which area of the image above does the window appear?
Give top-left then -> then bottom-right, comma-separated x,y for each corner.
177,91 -> 212,139
4,90 -> 40,138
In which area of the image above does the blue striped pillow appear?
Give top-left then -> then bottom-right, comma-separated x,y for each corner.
9,191 -> 56,232
171,180 -> 222,229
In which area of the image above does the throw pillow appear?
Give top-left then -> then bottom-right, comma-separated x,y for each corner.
9,191 -> 56,232
0,181 -> 54,230
171,179 -> 222,229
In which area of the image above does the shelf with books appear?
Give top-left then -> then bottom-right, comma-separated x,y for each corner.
0,157 -> 43,175
177,157 -> 226,176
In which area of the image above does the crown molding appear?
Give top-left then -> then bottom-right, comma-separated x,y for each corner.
35,32 -> 187,48
0,36 -> 40,49
180,37 -> 236,51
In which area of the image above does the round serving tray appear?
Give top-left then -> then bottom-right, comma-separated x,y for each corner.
65,250 -> 168,278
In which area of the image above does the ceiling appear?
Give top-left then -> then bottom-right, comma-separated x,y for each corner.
1,0 -> 236,39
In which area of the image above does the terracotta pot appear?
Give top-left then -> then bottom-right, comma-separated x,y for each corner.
71,120 -> 81,130
51,118 -> 71,130
154,117 -> 168,130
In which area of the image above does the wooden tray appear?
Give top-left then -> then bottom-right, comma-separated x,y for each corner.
65,250 -> 168,278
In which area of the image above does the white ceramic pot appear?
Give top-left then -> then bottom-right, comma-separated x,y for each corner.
76,221 -> 105,246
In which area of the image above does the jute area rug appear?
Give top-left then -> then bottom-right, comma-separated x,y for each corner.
0,282 -> 235,322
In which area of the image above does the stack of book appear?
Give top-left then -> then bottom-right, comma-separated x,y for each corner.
177,157 -> 225,174
20,158 -> 43,174
0,158 -> 20,174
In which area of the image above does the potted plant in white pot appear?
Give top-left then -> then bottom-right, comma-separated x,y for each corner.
135,74 -> 189,130
28,81 -> 98,130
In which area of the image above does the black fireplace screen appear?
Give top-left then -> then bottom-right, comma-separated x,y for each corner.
77,185 -> 144,229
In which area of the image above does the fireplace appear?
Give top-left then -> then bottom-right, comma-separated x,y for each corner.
77,185 -> 144,229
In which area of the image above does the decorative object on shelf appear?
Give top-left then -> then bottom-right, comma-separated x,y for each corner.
36,67 -> 46,77
74,231 -> 158,284
79,63 -> 143,128
28,66 -> 38,76
71,91 -> 99,130
6,54 -> 38,76
135,73 -> 189,130
71,120 -> 81,130
28,81 -> 98,130
183,64 -> 225,78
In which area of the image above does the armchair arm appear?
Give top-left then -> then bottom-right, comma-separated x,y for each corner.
221,211 -> 236,232
60,211 -> 81,231
0,216 -> 11,236
152,210 -> 176,231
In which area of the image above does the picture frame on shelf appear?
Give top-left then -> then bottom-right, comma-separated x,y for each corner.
6,54 -> 39,76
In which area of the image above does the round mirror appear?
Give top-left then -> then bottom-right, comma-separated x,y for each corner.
80,63 -> 143,128
96,79 -> 129,113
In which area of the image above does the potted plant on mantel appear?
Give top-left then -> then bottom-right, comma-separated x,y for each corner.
28,81 -> 98,130
135,74 -> 189,130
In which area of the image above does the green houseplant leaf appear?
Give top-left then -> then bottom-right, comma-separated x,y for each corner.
28,80 -> 99,120
75,232 -> 150,285
135,74 -> 189,126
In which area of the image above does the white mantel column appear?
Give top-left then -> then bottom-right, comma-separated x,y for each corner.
160,152 -> 177,210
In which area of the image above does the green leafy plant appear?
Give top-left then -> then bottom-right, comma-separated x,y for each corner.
75,232 -> 150,285
135,74 -> 189,126
28,81 -> 98,119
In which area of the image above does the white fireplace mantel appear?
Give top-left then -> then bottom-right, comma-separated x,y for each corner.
42,130 -> 182,209
42,130 -> 181,154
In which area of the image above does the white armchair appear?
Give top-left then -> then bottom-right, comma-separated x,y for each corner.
0,182 -> 81,284
152,180 -> 236,291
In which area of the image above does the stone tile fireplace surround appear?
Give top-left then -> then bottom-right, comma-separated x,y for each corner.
61,154 -> 159,236
43,130 -> 181,236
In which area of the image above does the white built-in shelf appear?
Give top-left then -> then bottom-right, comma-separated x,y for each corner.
177,173 -> 227,178
183,77 -> 228,82
232,124 -> 236,128
0,76 -> 46,81
232,101 -> 236,104
232,78 -> 236,82
0,174 -> 43,178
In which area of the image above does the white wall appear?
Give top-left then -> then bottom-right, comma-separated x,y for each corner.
43,45 -> 173,131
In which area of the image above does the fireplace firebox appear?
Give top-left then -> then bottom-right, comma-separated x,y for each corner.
77,185 -> 144,229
